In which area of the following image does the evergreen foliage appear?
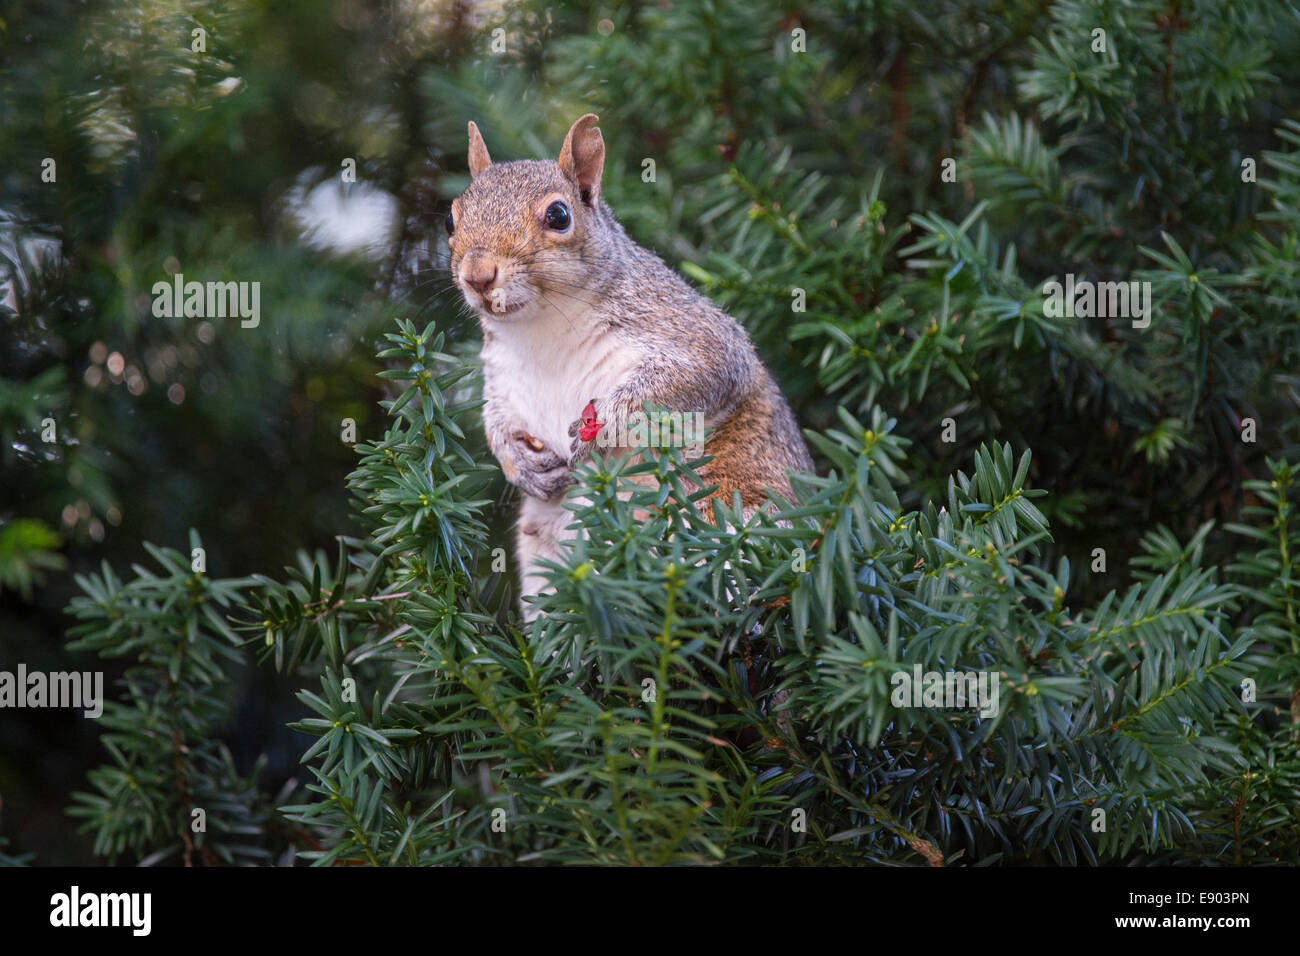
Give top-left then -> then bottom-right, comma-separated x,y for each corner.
64,315 -> 1299,864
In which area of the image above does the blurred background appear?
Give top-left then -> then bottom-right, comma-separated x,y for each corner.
3,0 -> 1299,862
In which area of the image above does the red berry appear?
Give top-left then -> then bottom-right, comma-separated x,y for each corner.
578,401 -> 602,441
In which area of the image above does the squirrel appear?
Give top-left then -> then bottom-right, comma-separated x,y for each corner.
447,114 -> 814,618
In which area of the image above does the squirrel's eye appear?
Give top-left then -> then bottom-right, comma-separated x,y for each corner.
544,201 -> 571,231
445,211 -> 455,236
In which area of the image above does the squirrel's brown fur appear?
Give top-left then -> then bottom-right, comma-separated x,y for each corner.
448,114 -> 813,616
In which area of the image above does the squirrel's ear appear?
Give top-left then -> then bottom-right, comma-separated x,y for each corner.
467,121 -> 492,179
558,113 -> 604,206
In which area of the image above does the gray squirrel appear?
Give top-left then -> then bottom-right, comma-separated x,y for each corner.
447,114 -> 813,617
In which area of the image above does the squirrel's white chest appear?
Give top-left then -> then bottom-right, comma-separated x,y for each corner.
483,307 -> 638,455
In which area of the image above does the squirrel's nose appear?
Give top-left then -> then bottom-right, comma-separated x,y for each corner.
461,253 -> 498,295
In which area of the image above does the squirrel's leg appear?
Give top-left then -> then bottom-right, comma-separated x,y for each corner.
515,495 -> 575,622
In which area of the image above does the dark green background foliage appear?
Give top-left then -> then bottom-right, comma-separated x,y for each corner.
1,0 -> 1297,864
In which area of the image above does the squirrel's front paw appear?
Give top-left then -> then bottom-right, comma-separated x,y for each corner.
508,431 -> 572,500
567,426 -> 590,466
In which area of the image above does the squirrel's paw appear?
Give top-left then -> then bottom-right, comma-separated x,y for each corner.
569,428 -> 604,467
567,426 -> 591,466
509,431 -> 572,500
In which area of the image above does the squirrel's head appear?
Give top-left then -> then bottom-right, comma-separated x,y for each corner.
447,114 -> 607,321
